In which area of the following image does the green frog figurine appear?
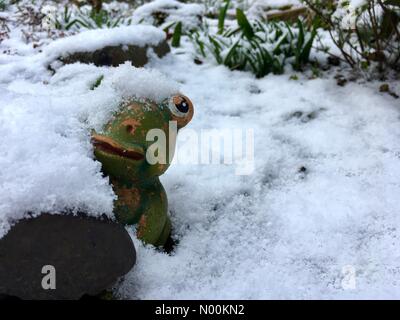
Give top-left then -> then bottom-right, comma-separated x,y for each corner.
91,95 -> 194,247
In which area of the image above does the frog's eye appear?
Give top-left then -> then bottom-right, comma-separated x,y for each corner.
169,95 -> 190,117
169,95 -> 194,128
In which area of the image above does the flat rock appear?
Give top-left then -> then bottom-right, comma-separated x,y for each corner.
61,41 -> 170,67
0,213 -> 135,300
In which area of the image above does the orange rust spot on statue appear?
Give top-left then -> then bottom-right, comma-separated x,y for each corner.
127,102 -> 143,110
121,119 -> 142,135
136,215 -> 147,239
115,186 -> 141,212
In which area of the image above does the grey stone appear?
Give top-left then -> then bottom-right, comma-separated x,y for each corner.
0,213 -> 135,300
61,40 -> 170,67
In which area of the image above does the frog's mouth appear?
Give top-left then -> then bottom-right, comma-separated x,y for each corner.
91,134 -> 145,161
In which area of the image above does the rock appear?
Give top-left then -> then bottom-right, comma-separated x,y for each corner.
336,76 -> 347,87
266,7 -> 309,23
379,83 -> 399,99
61,40 -> 170,67
327,56 -> 341,66
0,213 -> 135,300
379,83 -> 390,92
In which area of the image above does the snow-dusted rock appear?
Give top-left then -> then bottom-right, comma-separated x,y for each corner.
247,0 -> 304,19
53,25 -> 170,67
0,213 -> 135,300
61,41 -> 170,67
0,25 -> 170,82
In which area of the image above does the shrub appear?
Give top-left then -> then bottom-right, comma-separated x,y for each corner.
0,0 -> 7,11
304,0 -> 400,75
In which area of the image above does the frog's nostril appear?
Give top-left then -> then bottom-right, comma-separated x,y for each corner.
126,125 -> 134,133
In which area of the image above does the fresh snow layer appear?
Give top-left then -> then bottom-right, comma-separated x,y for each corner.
0,25 -> 166,83
249,0 -> 302,10
115,46 -> 400,299
0,62 -> 179,239
247,0 -> 303,19
1,2 -> 400,299
132,0 -> 204,30
45,25 -> 166,57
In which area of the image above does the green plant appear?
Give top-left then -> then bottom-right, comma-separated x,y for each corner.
304,0 -> 400,75
90,75 -> 104,90
0,0 -> 7,11
50,4 -> 132,31
79,8 -> 125,29
52,5 -> 73,30
171,21 -> 182,47
190,7 -> 317,77
218,0 -> 230,34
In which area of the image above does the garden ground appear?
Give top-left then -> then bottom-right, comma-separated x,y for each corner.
1,0 -> 400,299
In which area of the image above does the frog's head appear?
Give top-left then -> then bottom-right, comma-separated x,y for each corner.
91,95 -> 194,185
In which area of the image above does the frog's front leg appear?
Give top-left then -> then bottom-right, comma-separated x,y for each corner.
136,180 -> 171,247
112,178 -> 171,247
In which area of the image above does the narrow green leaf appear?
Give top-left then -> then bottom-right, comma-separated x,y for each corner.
385,0 -> 400,6
299,27 -> 317,66
224,27 -> 240,37
236,8 -> 254,39
296,19 -> 305,51
90,75 -> 104,90
380,10 -> 399,39
272,33 -> 288,55
112,16 -> 122,28
163,21 -> 176,33
65,19 -> 84,30
208,36 -> 223,64
171,21 -> 182,47
218,0 -> 230,34
195,38 -> 206,57
223,39 -> 240,65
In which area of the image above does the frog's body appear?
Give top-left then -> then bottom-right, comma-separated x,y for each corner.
91,95 -> 193,247
110,177 -> 170,246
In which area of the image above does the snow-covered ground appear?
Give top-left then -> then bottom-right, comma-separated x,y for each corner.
115,47 -> 400,299
1,0 -> 400,300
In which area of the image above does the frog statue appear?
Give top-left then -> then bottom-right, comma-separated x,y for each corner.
91,94 -> 194,247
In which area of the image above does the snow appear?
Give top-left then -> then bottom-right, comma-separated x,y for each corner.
115,43 -> 400,299
0,62 -> 179,239
1,0 -> 400,300
247,0 -> 304,19
253,0 -> 302,7
0,25 -> 166,83
132,0 -> 205,30
248,0 -> 303,11
348,0 -> 368,8
45,25 -> 166,56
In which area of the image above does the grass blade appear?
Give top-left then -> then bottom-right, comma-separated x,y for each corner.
236,8 -> 254,39
218,0 -> 230,34
171,21 -> 182,47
